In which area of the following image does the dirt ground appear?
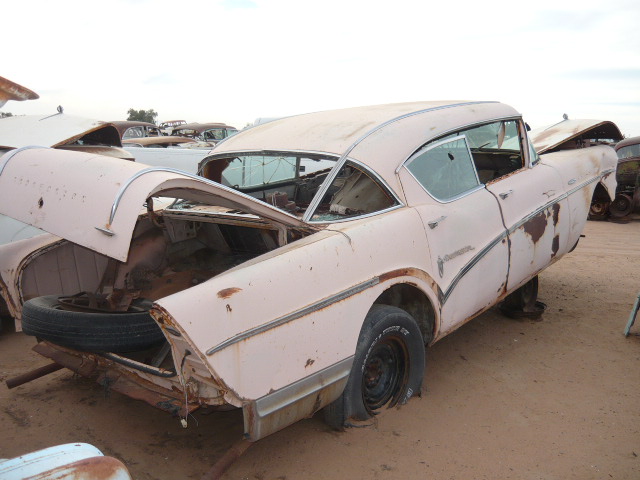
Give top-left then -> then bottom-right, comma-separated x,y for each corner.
1,219 -> 639,480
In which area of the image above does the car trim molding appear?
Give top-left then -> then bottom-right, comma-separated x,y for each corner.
305,102 -> 498,217
206,278 -> 380,356
244,356 -> 353,440
440,172 -> 605,304
0,145 -> 48,176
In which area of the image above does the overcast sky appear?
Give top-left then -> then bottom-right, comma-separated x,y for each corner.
4,0 -> 640,136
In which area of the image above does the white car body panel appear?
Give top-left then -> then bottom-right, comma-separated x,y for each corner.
0,443 -> 132,480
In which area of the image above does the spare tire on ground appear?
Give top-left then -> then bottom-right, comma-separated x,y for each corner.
21,295 -> 165,353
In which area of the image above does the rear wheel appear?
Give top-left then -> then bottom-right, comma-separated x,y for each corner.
609,193 -> 633,218
324,305 -> 424,429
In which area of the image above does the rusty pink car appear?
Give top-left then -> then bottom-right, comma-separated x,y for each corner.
0,101 -> 618,440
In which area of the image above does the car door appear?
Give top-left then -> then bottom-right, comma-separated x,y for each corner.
482,123 -> 570,292
399,135 -> 509,336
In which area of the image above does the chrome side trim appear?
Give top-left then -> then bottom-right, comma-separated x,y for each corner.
206,278 -> 380,355
440,231 -> 508,304
440,173 -> 603,304
254,356 -> 353,418
245,356 -> 353,440
0,145 -> 48,176
506,174 -> 600,236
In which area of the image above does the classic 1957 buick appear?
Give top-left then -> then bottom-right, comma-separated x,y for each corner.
0,101 -> 618,440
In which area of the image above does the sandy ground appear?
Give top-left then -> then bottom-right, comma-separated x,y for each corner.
1,219 -> 639,480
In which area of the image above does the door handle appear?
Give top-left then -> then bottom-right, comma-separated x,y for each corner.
499,190 -> 513,199
428,215 -> 447,229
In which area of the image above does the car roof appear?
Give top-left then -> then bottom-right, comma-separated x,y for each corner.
175,123 -> 236,133
212,100 -> 519,190
615,135 -> 640,151
111,121 -> 159,136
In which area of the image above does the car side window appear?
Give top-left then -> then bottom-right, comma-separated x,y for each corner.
463,120 -> 524,182
310,162 -> 399,221
405,136 -> 480,201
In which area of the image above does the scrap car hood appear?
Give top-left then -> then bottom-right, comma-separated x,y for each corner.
0,147 -> 308,262
530,119 -> 623,154
0,113 -> 123,150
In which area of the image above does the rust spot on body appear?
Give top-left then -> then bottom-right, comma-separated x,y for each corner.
218,287 -> 242,299
523,212 -> 547,244
551,203 -> 560,226
551,235 -> 560,257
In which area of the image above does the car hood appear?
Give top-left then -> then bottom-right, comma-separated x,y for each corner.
530,119 -> 623,154
0,113 -> 123,149
0,147 -> 308,262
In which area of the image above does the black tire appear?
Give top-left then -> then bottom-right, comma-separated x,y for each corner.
609,194 -> 633,218
21,295 -> 165,353
324,304 -> 425,429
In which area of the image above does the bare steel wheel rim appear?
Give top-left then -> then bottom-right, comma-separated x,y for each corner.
362,336 -> 408,413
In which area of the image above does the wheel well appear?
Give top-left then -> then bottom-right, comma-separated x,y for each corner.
374,283 -> 436,344
592,182 -> 612,203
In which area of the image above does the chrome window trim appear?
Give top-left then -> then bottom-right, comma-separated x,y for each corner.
308,102 -> 497,216
402,134 -> 482,203
197,149 -> 341,176
0,145 -> 48,176
395,115 -> 524,174
304,157 -> 405,224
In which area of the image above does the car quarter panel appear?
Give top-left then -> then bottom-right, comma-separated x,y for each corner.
154,207 -> 438,402
539,145 -> 618,241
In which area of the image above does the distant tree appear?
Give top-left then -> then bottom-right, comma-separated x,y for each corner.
127,108 -> 158,124
0,112 -> 13,118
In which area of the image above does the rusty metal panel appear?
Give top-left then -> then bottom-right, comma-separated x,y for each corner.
0,75 -> 38,107
530,119 -> 623,154
0,443 -> 132,480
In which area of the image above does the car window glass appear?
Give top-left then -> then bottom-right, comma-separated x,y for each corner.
406,136 -> 480,201
204,129 -> 225,140
617,144 -> 640,159
528,137 -> 540,165
464,120 -> 524,182
310,162 -> 399,221
222,155 -> 298,188
123,126 -> 144,139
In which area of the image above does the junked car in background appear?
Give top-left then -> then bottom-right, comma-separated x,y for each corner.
610,136 -> 640,217
112,120 -> 164,140
159,119 -> 187,135
0,101 -> 618,441
172,122 -> 238,144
